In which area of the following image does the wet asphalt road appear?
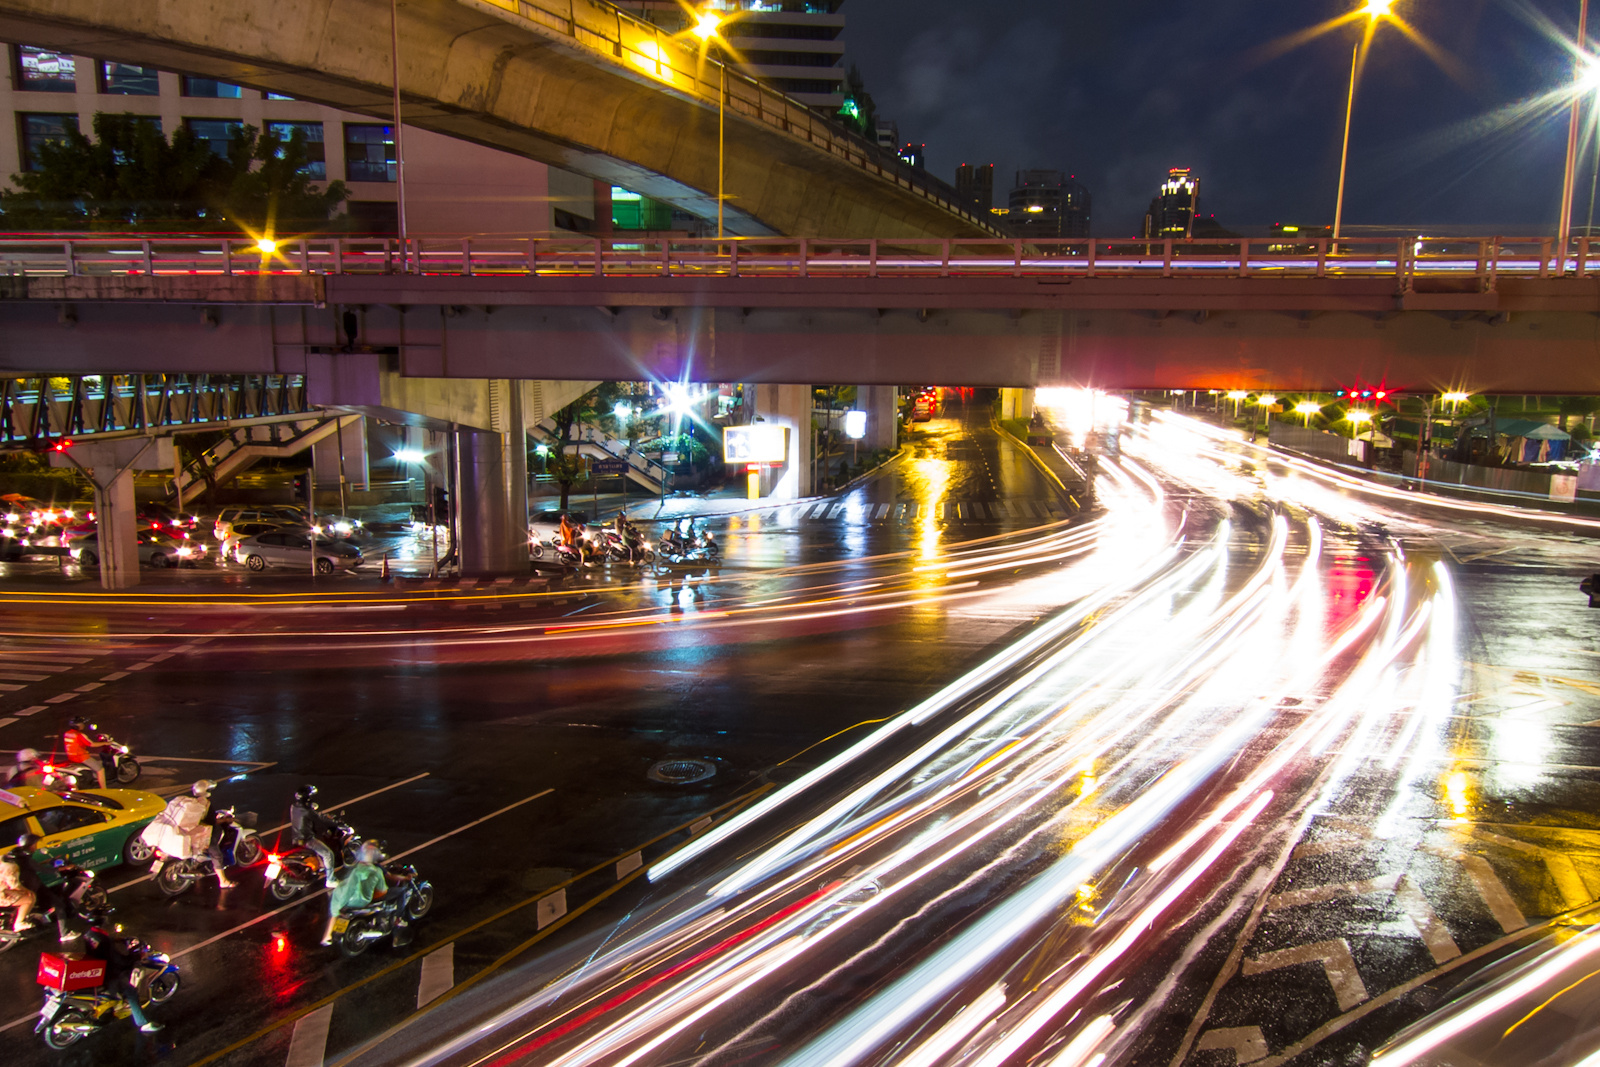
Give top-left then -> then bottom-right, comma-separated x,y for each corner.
2,398 -> 1600,1067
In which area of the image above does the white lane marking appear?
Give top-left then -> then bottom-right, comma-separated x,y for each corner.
873,504 -> 890,519
0,718 -> 15,729
0,652 -> 92,663
1468,827 -> 1593,911
14,705 -> 46,716
1394,876 -> 1462,964
1242,939 -> 1368,1011
386,788 -> 553,862
1197,1026 -> 1270,1064
125,663 -> 149,671
138,755 -> 277,766
101,672 -> 130,682
44,693 -> 76,703
0,683 -> 24,691
75,682 -> 104,692
284,1003 -> 335,1067
417,943 -> 454,1008
0,671 -> 50,682
1427,847 -> 1529,932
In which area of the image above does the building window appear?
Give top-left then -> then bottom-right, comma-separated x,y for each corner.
343,124 -> 395,182
99,62 -> 159,96
185,118 -> 243,157
345,201 -> 398,234
15,47 -> 76,92
181,75 -> 243,99
267,121 -> 326,180
18,113 -> 79,170
265,92 -> 295,101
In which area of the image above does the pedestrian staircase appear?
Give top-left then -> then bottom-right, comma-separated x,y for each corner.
529,417 -> 669,495
167,414 -> 362,503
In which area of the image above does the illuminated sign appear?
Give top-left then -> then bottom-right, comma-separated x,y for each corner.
724,425 -> 788,464
843,411 -> 867,439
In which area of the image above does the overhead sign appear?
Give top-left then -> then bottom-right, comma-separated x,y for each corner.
843,410 -> 867,440
724,425 -> 788,464
591,459 -> 628,475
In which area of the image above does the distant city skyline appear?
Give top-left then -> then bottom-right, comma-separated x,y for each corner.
847,0 -> 1590,236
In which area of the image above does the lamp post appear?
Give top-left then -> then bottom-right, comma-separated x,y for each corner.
693,12 -> 727,239
1295,400 -> 1322,427
1333,0 -> 1397,246
1558,0 -> 1593,266
390,0 -> 408,258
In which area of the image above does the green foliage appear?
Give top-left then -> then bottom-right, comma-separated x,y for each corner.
645,432 -> 711,465
0,112 -> 348,232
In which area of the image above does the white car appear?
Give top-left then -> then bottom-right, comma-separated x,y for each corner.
212,506 -> 306,543
218,521 -> 284,564
233,530 -> 362,574
70,532 -> 206,569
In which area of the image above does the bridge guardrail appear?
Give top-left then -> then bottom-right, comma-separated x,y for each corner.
0,235 -> 1592,286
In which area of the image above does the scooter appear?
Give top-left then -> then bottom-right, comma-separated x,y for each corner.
0,862 -> 107,954
34,942 -> 179,1049
151,811 -> 263,897
264,819 -> 360,902
332,861 -> 434,957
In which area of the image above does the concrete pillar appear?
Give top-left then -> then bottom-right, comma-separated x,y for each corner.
92,469 -> 140,590
754,383 -> 813,500
856,386 -> 899,451
312,417 -> 370,500
504,382 -> 529,540
1000,387 -> 1035,422
453,429 -> 524,575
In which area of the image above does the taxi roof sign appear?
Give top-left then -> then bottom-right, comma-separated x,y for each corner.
0,788 -> 23,808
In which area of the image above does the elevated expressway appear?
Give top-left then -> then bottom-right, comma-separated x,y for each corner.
0,0 -> 991,239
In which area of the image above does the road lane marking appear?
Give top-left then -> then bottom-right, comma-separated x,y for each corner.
14,705 -> 45,716
1394,876 -> 1462,963
75,682 -> 104,692
44,692 -> 76,703
1241,939 -> 1368,1011
1197,1026 -> 1269,1064
0,682 -> 25,691
0,671 -> 50,682
101,671 -> 129,681
0,718 -> 14,729
285,1004 -> 335,1067
417,944 -> 454,1009
1467,827 -> 1592,911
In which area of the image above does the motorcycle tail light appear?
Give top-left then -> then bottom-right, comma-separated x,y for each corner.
265,862 -> 281,880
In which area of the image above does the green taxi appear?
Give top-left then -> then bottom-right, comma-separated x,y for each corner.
0,786 -> 164,884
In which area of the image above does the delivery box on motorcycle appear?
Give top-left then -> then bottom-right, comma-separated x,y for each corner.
36,953 -> 105,992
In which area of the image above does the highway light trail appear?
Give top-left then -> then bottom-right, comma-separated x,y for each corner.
370,409 -> 1461,1067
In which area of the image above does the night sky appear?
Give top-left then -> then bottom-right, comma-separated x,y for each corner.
845,1 -> 1590,237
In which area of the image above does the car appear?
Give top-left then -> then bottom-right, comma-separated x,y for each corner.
234,529 -> 362,574
310,514 -> 364,539
0,785 -> 164,883
218,520 -> 283,563
69,530 -> 206,569
213,506 -> 307,543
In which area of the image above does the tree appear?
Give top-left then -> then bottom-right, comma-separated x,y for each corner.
545,394 -> 593,512
0,112 -> 347,232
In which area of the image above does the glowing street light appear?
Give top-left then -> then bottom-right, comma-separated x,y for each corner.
1558,0 -> 1593,262
1334,0 -> 1401,244
1441,391 -> 1470,406
1347,408 -> 1374,424
692,11 -> 722,40
393,448 -> 424,465
255,237 -> 277,255
1226,389 -> 1249,418
691,8 -> 729,240
1295,400 -> 1323,426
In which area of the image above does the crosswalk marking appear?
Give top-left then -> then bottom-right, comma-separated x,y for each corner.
0,671 -> 51,682
0,683 -> 24,692
1242,938 -> 1368,1011
417,943 -> 454,1009
14,706 -> 46,717
0,652 -> 92,663
284,1004 -> 334,1067
1197,1026 -> 1269,1065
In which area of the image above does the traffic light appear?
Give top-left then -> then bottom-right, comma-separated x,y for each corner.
292,475 -> 305,495
431,486 -> 449,525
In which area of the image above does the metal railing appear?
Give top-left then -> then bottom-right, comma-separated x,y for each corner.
0,235 -> 1594,285
479,0 -> 990,234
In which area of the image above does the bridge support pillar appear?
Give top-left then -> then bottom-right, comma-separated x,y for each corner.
312,416 -> 370,504
855,386 -> 899,451
53,437 -> 174,590
1000,388 -> 1035,422
754,384 -> 813,500
452,429 -> 525,576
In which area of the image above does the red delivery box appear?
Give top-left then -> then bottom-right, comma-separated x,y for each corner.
36,953 -> 105,992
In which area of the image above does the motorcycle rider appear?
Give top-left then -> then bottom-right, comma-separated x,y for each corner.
0,847 -> 35,932
321,839 -> 390,946
201,806 -> 239,890
81,913 -> 162,1033
3,747 -> 44,787
61,717 -> 107,789
10,834 -> 75,942
289,785 -> 341,889
139,780 -> 216,870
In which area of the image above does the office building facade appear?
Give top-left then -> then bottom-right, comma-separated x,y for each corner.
1144,167 -> 1200,240
955,163 -> 994,214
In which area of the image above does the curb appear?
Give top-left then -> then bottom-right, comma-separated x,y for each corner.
991,417 -> 1076,506
830,446 -> 907,495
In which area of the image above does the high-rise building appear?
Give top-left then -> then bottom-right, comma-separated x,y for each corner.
1060,175 -> 1091,238
1008,170 -> 1064,238
1144,167 -> 1200,239
955,163 -> 994,213
899,143 -> 925,170
621,1 -> 848,111
874,120 -> 899,152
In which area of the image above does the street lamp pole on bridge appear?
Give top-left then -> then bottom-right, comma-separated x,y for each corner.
1558,0 -> 1592,264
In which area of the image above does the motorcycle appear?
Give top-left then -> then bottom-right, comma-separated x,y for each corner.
0,862 -> 107,954
597,525 -> 653,566
93,737 -> 141,786
264,819 -> 360,902
34,943 -> 179,1049
657,524 -> 719,563
151,811 -> 263,897
332,861 -> 434,957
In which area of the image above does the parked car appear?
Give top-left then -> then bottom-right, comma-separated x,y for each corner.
69,531 -> 206,569
213,506 -> 307,543
218,521 -> 284,563
234,530 -> 362,574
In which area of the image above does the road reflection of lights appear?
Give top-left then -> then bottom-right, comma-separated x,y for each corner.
909,456 -> 950,562
892,984 -> 1007,1067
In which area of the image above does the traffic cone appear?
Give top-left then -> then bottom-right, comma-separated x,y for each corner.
380,552 -> 391,582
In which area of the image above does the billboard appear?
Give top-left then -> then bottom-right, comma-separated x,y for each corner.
724,424 -> 788,464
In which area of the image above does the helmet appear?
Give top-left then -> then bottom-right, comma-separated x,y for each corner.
16,832 -> 39,852
356,839 -> 384,864
191,779 -> 217,798
16,748 -> 37,763
213,807 -> 235,823
294,784 -> 318,803
66,716 -> 86,731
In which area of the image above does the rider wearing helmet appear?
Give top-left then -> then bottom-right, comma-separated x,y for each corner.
61,716 -> 106,789
3,748 -> 43,788
9,833 -> 73,942
0,845 -> 34,933
82,917 -> 162,1033
290,786 -> 341,890
322,839 -> 389,946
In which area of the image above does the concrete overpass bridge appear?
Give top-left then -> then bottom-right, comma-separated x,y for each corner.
6,232 -> 1598,587
0,0 -> 991,239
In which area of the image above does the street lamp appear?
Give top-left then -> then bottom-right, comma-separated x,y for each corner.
1333,0 -> 1399,245
1226,389 -> 1249,418
693,10 -> 727,240
1558,0 -> 1593,265
1295,400 -> 1323,426
1257,394 -> 1278,433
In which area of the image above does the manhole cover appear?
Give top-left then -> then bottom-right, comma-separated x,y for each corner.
648,758 -> 716,785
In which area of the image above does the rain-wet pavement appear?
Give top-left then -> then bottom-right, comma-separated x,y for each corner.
2,396 -> 1600,1067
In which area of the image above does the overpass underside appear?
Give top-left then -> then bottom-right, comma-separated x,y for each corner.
4,274 -> 1599,393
